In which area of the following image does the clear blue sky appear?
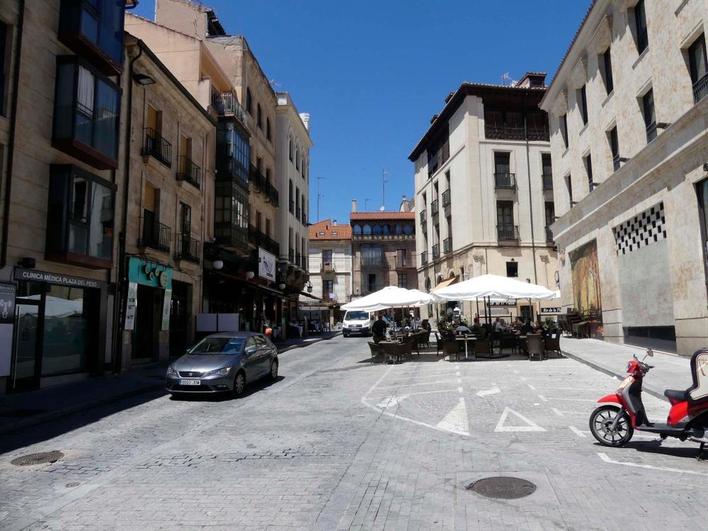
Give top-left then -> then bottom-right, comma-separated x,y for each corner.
134,0 -> 589,224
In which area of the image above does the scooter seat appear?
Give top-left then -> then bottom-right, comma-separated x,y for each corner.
665,389 -> 689,402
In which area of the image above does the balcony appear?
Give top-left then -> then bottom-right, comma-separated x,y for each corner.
443,237 -> 452,254
177,156 -> 202,189
361,256 -> 388,268
431,199 -> 439,218
249,164 -> 266,192
248,225 -> 279,256
216,148 -> 249,188
321,262 -> 335,273
419,209 -> 427,227
645,122 -> 657,143
212,91 -> 247,124
432,243 -> 440,260
176,234 -> 200,263
494,172 -> 516,190
542,173 -> 553,191
420,251 -> 428,266
140,211 -> 171,252
497,224 -> 519,243
395,256 -> 410,269
545,226 -> 554,243
485,124 -> 549,142
142,128 -> 172,167
214,181 -> 249,253
693,73 -> 708,104
612,155 -> 621,172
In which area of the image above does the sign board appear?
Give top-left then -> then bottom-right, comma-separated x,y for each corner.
14,268 -> 102,289
489,300 -> 517,307
128,257 -> 172,289
124,282 -> 138,330
0,283 -> 16,377
161,288 -> 172,331
540,307 -> 562,314
258,248 -> 276,282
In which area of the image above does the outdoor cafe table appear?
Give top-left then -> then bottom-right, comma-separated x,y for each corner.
455,335 -> 476,360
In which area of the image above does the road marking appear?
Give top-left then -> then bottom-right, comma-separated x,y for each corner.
568,426 -> 586,437
538,394 -> 548,402
436,398 -> 470,436
377,379 -> 457,390
494,407 -> 546,432
476,385 -> 501,397
552,408 -> 565,417
527,384 -> 537,391
376,396 -> 407,408
597,452 -> 708,476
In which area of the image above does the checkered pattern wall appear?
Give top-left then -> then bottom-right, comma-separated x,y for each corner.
613,203 -> 666,255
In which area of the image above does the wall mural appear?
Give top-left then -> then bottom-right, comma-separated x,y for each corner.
570,240 -> 602,314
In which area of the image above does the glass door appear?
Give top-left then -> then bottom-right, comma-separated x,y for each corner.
12,300 -> 42,391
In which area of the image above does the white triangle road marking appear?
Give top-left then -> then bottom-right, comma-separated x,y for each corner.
494,407 -> 546,432
376,395 -> 407,409
436,397 -> 470,436
476,385 -> 501,397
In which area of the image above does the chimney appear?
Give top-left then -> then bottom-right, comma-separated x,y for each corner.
351,199 -> 357,213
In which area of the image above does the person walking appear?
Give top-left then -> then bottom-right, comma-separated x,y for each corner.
372,314 -> 388,343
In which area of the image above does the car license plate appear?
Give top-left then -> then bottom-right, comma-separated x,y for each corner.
179,379 -> 201,386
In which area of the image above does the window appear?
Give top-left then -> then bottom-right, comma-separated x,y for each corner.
545,202 -> 555,242
559,114 -> 569,148
296,148 -> 300,170
257,103 -> 262,129
367,273 -> 376,293
565,174 -> 573,205
53,57 -> 121,169
398,272 -> 408,288
494,152 -> 511,175
697,178 -> 708,290
246,88 -> 252,114
322,249 -> 333,266
180,202 -> 191,235
288,180 -> 294,213
496,201 -> 515,240
633,0 -> 648,55
361,245 -> 383,266
608,126 -> 620,171
266,117 -> 272,141
584,153 -> 594,192
542,153 -> 553,190
255,210 -> 262,232
323,279 -> 334,299
214,182 -> 248,245
265,218 -> 271,238
577,85 -> 588,126
641,89 -> 656,143
216,121 -> 250,185
58,0 -> 126,73
426,124 -> 450,176
506,261 -> 518,278
688,34 -> 708,103
289,137 -> 293,161
0,22 -> 7,116
600,47 -> 614,94
46,164 -> 114,266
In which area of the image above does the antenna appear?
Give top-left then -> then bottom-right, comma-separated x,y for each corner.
316,176 -> 325,221
381,169 -> 389,211
364,198 -> 371,210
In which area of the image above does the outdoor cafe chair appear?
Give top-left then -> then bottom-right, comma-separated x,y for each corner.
527,333 -> 545,361
367,342 -> 385,364
545,331 -> 562,358
474,338 -> 493,359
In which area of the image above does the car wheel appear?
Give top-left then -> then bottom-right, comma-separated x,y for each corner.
232,371 -> 246,397
269,359 -> 279,380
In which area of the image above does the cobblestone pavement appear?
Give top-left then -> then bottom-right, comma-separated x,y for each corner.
1,337 -> 707,530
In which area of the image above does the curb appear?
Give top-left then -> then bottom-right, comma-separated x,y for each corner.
561,350 -> 667,401
277,332 -> 341,354
0,383 -> 164,436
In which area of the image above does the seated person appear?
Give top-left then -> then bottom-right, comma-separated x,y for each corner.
520,320 -> 535,335
421,319 -> 432,332
494,318 -> 504,333
371,315 -> 388,343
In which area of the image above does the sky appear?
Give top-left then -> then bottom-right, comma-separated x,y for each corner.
134,0 -> 590,225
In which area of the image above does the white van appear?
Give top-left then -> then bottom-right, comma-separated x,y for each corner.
342,310 -> 374,337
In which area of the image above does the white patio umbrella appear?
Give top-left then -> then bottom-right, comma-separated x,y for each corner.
341,286 -> 435,311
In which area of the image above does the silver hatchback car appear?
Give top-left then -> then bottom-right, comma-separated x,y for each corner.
166,332 -> 279,396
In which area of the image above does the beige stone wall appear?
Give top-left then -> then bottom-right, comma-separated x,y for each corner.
308,239 -> 352,304
351,235 -> 418,297
542,0 -> 708,355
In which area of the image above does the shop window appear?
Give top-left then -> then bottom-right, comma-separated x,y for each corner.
53,57 -> 120,169
58,0 -> 126,74
46,164 -> 114,267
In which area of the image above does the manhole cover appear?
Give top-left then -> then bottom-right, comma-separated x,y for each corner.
11,451 -> 64,466
466,476 -> 536,499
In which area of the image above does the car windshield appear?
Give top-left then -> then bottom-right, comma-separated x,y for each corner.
188,337 -> 246,355
345,311 -> 369,321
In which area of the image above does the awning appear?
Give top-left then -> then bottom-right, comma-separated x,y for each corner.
299,291 -> 322,300
432,276 -> 458,292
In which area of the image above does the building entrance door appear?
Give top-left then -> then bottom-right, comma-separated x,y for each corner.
134,285 -> 161,362
11,300 -> 42,391
169,281 -> 191,357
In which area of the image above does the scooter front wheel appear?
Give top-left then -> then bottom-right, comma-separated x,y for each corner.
589,405 -> 634,447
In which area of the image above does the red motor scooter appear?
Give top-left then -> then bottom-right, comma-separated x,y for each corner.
589,348 -> 708,458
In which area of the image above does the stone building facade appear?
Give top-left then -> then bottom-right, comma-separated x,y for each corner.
118,36 -> 215,367
350,208 -> 418,298
307,220 -> 352,305
409,74 -> 560,324
540,0 -> 708,354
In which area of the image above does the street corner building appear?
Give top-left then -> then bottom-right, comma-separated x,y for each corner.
539,0 -> 708,355
409,72 -> 560,324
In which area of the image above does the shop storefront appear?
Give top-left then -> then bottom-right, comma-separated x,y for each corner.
124,257 -> 173,364
9,268 -> 108,391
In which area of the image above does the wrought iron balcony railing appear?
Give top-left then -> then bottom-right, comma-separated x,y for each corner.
176,234 -> 200,263
140,210 -> 171,252
443,237 -> 452,254
542,173 -> 553,191
212,91 -> 247,123
419,209 -> 427,227
177,156 -> 202,189
645,122 -> 657,143
545,226 -> 554,243
442,189 -> 451,207
497,224 -> 519,242
432,243 -> 440,259
693,73 -> 708,104
431,199 -> 439,217
248,225 -> 280,256
420,251 -> 428,266
494,172 -> 516,190
142,127 -> 172,167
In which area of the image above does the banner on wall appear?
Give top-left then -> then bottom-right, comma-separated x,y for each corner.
258,248 -> 276,282
161,288 -> 172,331
125,282 -> 138,331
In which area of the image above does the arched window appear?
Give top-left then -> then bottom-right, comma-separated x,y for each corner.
395,224 -> 402,234
403,224 -> 413,235
382,224 -> 390,235
246,88 -> 252,114
257,104 -> 262,129
266,118 -> 272,141
373,224 -> 383,235
353,224 -> 362,235
296,148 -> 300,170
289,138 -> 293,161
363,224 -> 372,235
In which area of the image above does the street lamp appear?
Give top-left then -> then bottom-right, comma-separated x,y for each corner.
306,281 -> 313,293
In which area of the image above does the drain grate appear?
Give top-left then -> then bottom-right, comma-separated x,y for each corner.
11,451 -> 64,466
466,476 -> 536,499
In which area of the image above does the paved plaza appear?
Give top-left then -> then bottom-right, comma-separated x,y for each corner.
1,336 -> 707,530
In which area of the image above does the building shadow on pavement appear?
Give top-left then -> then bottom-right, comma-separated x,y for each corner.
593,440 -> 706,461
